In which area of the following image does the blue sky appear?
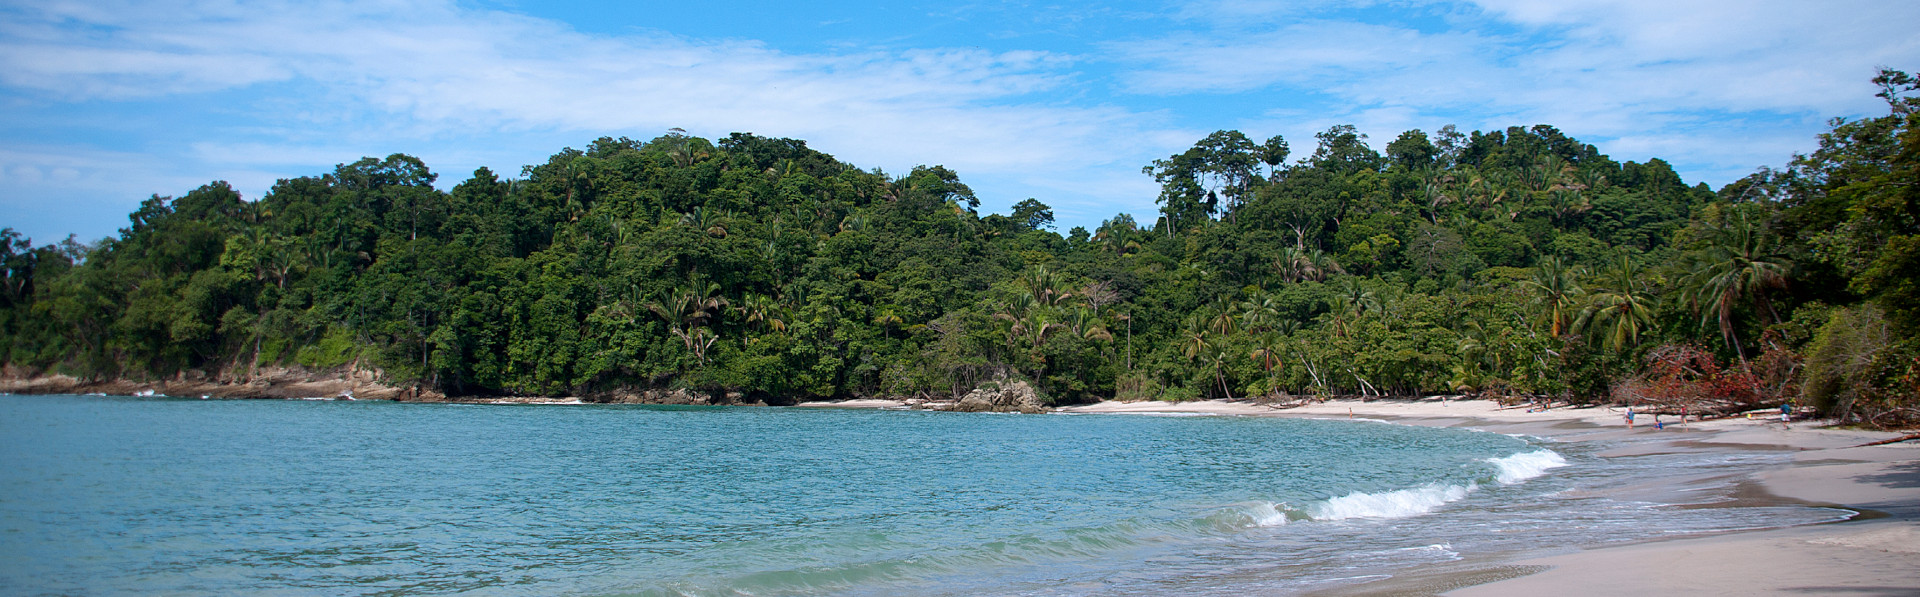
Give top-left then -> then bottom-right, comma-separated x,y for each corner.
3,0 -> 1916,243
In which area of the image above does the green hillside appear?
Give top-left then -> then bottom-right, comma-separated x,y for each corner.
3,71 -> 1914,425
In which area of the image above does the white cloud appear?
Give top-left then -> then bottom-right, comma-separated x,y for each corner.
1111,0 -> 1920,184
0,144 -> 225,241
0,0 -> 1184,234
11,0 -> 1911,243
1114,20 -> 1482,95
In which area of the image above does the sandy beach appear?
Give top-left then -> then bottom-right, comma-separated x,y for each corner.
1053,398 -> 1920,595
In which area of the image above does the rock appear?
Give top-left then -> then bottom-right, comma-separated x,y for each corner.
950,381 -> 1047,414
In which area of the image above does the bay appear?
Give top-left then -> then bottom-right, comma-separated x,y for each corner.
0,395 -> 1842,595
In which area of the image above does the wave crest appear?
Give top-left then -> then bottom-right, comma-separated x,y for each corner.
1246,501 -> 1291,527
1237,449 -> 1567,525
1307,483 -> 1474,520
1486,449 -> 1568,485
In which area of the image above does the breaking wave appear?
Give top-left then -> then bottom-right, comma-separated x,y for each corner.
1308,483 -> 1476,520
1238,448 -> 1570,523
1487,449 -> 1568,485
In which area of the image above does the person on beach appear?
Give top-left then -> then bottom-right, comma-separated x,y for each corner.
1626,406 -> 1635,429
1781,402 -> 1792,426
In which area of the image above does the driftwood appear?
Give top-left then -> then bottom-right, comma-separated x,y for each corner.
1852,432 -> 1920,448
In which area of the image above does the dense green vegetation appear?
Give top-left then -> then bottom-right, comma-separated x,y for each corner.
3,72 -> 1915,424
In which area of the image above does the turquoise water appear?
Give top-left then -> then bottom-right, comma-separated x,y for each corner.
0,395 -> 1844,595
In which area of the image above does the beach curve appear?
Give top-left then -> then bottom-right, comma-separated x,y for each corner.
1058,397 -> 1920,595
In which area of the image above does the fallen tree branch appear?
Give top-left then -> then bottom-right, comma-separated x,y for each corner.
1853,432 -> 1920,448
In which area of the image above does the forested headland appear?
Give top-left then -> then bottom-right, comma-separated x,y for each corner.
2,71 -> 1916,425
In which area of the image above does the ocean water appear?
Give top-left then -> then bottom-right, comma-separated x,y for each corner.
0,395 -> 1847,596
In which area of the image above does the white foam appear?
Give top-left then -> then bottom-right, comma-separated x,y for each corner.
1308,483 -> 1474,520
1486,449 -> 1568,485
1247,502 -> 1291,527
1304,416 -> 1393,424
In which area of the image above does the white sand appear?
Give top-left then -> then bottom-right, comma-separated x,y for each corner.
1061,395 -> 1619,419
796,396 -> 1917,593
789,398 -> 913,409
1060,397 -> 1920,595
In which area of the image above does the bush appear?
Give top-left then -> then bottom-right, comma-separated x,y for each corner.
295,328 -> 363,369
1802,306 -> 1891,417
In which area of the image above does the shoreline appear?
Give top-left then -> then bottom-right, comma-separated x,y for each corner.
8,388 -> 1915,593
1060,398 -> 1920,595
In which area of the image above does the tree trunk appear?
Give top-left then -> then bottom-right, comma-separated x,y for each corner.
1854,433 -> 1920,448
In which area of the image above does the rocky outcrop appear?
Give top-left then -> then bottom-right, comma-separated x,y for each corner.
0,364 -> 436,401
583,387 -> 774,406
947,381 -> 1047,414
0,364 -> 1015,409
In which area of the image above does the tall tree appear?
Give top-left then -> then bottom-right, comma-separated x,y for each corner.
1576,255 -> 1658,354
1525,256 -> 1585,337
1677,205 -> 1789,359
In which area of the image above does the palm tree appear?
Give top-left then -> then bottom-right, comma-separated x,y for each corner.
1275,247 -> 1306,283
1249,332 -> 1286,394
1308,249 -> 1344,281
1275,247 -> 1343,283
1016,266 -> 1073,308
1204,349 -> 1236,400
1677,208 -> 1789,360
1320,297 -> 1357,338
1545,187 -> 1591,226
837,214 -> 868,234
679,207 -> 731,238
1180,312 -> 1211,361
561,156 -> 598,222
871,307 -> 905,330
1576,255 -> 1659,354
648,283 -> 730,363
1239,292 -> 1283,332
1066,308 -> 1114,342
1420,180 -> 1453,224
1336,279 -> 1380,317
1524,256 -> 1584,337
1208,306 -> 1239,336
738,293 -> 789,333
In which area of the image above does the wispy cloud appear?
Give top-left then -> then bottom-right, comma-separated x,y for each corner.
1112,20 -> 1485,95
0,0 -> 1179,240
0,143 -> 234,242
1113,0 -> 1920,179
4,0 -> 1917,242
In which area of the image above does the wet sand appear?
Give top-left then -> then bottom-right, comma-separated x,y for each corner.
1057,398 -> 1920,595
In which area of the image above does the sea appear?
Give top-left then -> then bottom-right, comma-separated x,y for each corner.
0,394 -> 1851,596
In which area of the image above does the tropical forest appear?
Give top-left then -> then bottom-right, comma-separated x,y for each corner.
3,71 -> 1916,426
